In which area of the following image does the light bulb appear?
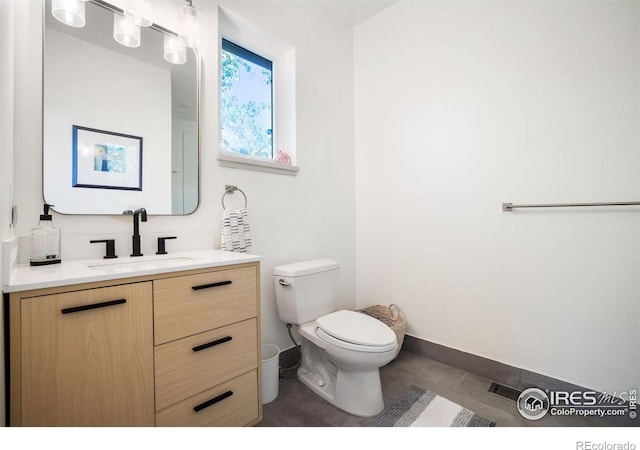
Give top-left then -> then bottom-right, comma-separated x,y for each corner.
164,34 -> 187,65
124,0 -> 153,27
179,2 -> 201,49
113,13 -> 141,48
52,0 -> 86,28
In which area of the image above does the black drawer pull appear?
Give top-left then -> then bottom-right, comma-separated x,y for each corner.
191,280 -> 232,291
193,390 -> 234,413
61,299 -> 126,315
192,336 -> 233,352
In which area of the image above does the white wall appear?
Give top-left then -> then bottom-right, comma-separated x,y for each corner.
0,0 -> 16,428
12,0 -> 355,355
355,1 -> 640,394
44,30 -> 172,214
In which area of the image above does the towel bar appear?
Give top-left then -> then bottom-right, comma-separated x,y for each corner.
502,201 -> 640,211
222,185 -> 248,210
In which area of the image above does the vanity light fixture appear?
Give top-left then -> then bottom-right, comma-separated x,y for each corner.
113,13 -> 141,48
51,0 -> 90,28
179,0 -> 201,49
52,0 -> 193,64
164,34 -> 187,65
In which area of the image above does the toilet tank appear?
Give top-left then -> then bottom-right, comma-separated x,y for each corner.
273,259 -> 339,325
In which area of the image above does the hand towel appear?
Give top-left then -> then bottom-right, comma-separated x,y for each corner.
220,208 -> 253,253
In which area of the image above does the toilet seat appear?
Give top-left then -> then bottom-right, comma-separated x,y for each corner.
315,310 -> 397,353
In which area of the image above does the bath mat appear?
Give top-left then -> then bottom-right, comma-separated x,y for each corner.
374,385 -> 496,427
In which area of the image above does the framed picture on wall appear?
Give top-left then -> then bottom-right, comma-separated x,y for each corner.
72,125 -> 143,191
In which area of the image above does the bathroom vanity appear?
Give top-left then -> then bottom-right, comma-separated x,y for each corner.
3,250 -> 262,427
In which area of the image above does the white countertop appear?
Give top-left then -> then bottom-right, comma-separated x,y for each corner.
2,249 -> 262,293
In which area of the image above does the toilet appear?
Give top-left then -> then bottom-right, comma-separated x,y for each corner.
274,259 -> 398,417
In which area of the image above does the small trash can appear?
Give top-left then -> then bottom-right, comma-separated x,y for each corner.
261,343 -> 280,405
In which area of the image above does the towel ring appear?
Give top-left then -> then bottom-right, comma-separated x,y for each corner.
222,185 -> 248,210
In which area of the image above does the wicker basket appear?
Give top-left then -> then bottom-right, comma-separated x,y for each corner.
357,304 -> 405,357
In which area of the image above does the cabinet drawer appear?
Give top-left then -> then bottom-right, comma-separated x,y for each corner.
154,266 -> 257,345
155,318 -> 258,410
156,370 -> 259,427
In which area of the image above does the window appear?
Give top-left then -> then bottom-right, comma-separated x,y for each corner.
217,6 -> 297,175
220,39 -> 273,159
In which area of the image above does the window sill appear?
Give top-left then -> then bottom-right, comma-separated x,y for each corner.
217,152 -> 299,176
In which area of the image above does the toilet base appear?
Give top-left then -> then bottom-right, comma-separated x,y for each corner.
297,338 -> 385,417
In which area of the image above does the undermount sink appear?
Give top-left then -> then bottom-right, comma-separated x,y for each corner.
87,256 -> 197,271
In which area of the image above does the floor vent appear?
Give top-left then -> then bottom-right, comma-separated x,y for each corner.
488,382 -> 522,401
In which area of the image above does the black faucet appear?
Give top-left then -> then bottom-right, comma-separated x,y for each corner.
124,208 -> 147,257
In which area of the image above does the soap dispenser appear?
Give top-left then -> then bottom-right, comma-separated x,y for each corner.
30,203 -> 61,266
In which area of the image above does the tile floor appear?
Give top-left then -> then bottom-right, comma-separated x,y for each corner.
258,350 -> 614,427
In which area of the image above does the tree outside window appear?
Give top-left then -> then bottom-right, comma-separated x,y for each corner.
220,39 -> 273,159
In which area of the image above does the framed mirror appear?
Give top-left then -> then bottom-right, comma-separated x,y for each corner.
43,0 -> 200,215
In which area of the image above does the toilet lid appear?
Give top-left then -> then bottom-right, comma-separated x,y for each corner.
315,310 -> 397,348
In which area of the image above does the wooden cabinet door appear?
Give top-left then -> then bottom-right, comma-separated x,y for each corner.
21,282 -> 154,426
